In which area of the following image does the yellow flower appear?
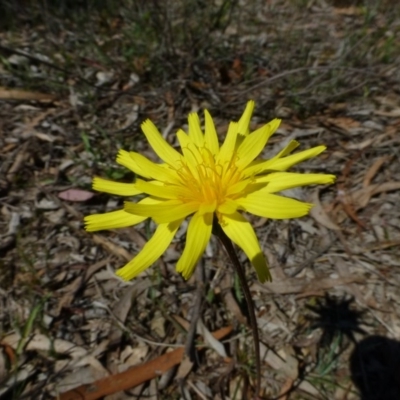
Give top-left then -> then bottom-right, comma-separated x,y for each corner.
84,101 -> 335,282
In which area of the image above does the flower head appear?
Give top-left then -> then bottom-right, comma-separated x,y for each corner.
85,101 -> 335,282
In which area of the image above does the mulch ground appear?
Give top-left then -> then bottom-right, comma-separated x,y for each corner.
1,1 -> 400,399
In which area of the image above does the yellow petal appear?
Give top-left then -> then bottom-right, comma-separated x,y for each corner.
197,200 -> 217,215
217,198 -> 239,214
265,145 -> 327,171
273,140 -> 300,158
84,209 -> 146,232
124,199 -> 198,223
135,179 -> 190,199
226,178 -> 255,197
154,202 -> 199,223
176,129 -> 202,179
244,145 -> 326,176
220,212 -> 271,282
176,127 -> 191,148
204,109 -> 219,155
124,198 -> 180,216
116,150 -> 151,178
237,191 -> 312,219
129,152 -> 179,183
141,119 -> 182,165
116,219 -> 182,280
176,211 -> 213,279
176,128 -> 203,163
256,172 -> 336,193
243,140 -> 300,176
236,119 -> 281,169
188,112 -> 204,147
216,121 -> 238,164
237,100 -> 255,137
93,177 -> 142,196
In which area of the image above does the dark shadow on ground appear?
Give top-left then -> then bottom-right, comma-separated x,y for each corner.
350,335 -> 400,400
306,294 -> 400,399
306,294 -> 366,347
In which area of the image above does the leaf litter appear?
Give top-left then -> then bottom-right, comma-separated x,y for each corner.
1,1 -> 400,399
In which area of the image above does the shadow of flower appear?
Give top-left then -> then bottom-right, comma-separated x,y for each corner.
350,335 -> 400,400
305,294 -> 400,399
306,294 -> 365,347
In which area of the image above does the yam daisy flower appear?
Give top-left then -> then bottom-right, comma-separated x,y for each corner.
84,101 -> 335,282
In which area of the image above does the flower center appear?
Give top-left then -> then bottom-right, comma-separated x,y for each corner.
175,145 -> 241,207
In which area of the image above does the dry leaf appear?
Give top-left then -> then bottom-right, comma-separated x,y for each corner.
52,365 -> 109,396
220,272 -> 247,325
309,190 -> 340,230
264,346 -> 298,380
58,188 -> 95,202
0,87 -> 55,101
121,344 -> 149,371
253,275 -> 362,295
277,377 -> 295,400
334,6 -> 363,16
350,181 -> 400,209
374,108 -> 400,117
176,355 -> 194,381
197,319 -> 227,358
298,380 -> 320,396
35,198 -> 59,210
362,156 -> 390,188
0,364 -> 35,397
58,326 -> 233,400
96,71 -> 115,86
150,311 -> 166,338
93,234 -> 132,261
34,131 -> 57,142
327,116 -> 360,131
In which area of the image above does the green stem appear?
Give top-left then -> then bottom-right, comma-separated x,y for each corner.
213,218 -> 261,398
